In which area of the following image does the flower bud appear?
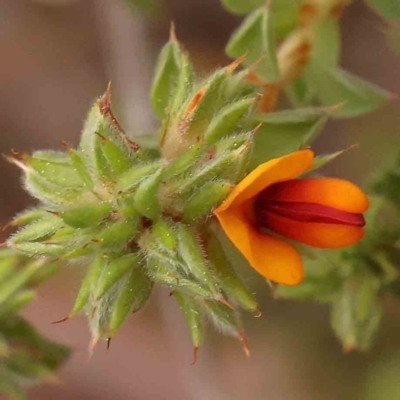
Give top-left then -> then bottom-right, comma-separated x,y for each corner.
59,202 -> 112,229
117,161 -> 163,192
204,97 -> 255,146
177,224 -> 220,296
95,254 -> 139,300
133,167 -> 163,220
173,291 -> 203,358
68,256 -> 105,318
109,266 -> 153,335
151,25 -> 182,119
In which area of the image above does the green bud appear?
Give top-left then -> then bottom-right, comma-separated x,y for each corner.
184,70 -> 229,138
25,170 -> 85,206
173,291 -> 203,352
11,214 -> 64,244
69,256 -> 105,318
168,52 -> 194,116
133,167 -> 163,220
214,132 -> 250,155
206,232 -> 258,312
173,151 -> 237,198
151,219 -> 178,254
163,144 -> 202,178
204,97 -> 255,146
109,266 -> 153,335
96,217 -> 140,250
183,181 -> 232,223
222,69 -> 258,101
97,133 -> 133,176
151,27 -> 182,119
28,151 -> 84,188
117,161 -> 163,192
12,242 -> 65,258
78,100 -> 103,167
147,259 -> 215,298
67,147 -> 95,190
177,224 -> 219,296
95,254 -> 139,299
60,201 -> 112,229
10,208 -> 49,227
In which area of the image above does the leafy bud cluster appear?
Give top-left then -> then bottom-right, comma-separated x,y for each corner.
6,35 -> 265,355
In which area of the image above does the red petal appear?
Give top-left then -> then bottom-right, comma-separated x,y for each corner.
259,178 -> 369,213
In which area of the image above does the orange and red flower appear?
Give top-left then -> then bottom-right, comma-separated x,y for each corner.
214,149 -> 369,285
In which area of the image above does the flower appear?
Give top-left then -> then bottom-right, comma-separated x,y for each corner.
214,149 -> 369,285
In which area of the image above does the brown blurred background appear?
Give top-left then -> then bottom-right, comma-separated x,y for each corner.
1,0 -> 400,399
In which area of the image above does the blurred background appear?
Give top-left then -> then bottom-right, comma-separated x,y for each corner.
1,0 -> 400,399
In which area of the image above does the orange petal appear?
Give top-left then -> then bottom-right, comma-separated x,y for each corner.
215,207 -> 303,285
216,149 -> 314,212
260,178 -> 369,213
262,211 -> 364,248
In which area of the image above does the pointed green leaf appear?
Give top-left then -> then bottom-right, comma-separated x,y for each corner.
303,64 -> 390,117
250,108 -> 329,168
226,6 -> 279,83
151,33 -> 182,119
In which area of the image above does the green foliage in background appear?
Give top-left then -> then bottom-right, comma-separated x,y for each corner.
0,250 -> 70,400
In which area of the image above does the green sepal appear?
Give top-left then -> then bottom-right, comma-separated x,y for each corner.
133,167 -> 163,220
9,209 -> 49,228
11,242 -> 66,258
117,161 -> 163,192
168,52 -> 194,117
163,144 -> 202,178
184,69 -> 230,137
220,0 -> 264,15
69,256 -> 105,318
151,31 -> 182,119
10,214 -> 64,245
97,134 -> 134,176
173,151 -> 238,198
24,170 -> 86,206
183,181 -> 232,223
109,266 -> 153,335
206,231 -> 258,311
147,259 -> 215,298
95,254 -> 139,300
151,219 -> 179,254
28,151 -> 84,188
226,5 -> 279,83
177,224 -> 219,296
173,291 -> 203,350
96,217 -> 140,250
67,147 -> 95,191
59,202 -> 112,229
203,299 -> 242,336
204,97 -> 255,146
